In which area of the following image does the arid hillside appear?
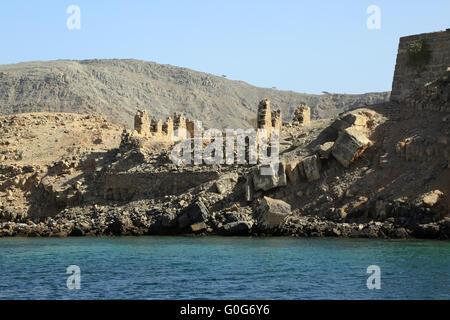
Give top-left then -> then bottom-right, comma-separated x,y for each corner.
0,59 -> 390,129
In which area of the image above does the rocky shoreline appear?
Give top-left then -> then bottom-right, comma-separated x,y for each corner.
1,107 -> 449,240
1,78 -> 449,241
1,198 -> 449,239
1,218 -> 449,239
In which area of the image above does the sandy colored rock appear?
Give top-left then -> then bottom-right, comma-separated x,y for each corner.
331,127 -> 372,168
257,197 -> 291,229
421,190 -> 444,207
301,155 -> 321,181
252,163 -> 287,191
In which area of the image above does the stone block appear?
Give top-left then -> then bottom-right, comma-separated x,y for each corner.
301,155 -> 321,181
331,127 -> 372,168
256,197 -> 291,229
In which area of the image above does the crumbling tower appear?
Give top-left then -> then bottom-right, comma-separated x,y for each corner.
163,117 -> 174,139
292,104 -> 310,126
173,112 -> 187,140
150,118 -> 163,135
186,119 -> 196,138
257,99 -> 282,137
271,109 -> 282,132
257,99 -> 272,132
134,110 -> 151,135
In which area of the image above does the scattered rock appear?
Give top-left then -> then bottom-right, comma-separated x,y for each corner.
284,159 -> 301,184
315,142 -> 334,159
256,197 -> 291,229
220,221 -> 252,235
190,222 -> 207,232
420,190 -> 443,208
252,163 -> 287,192
331,127 -> 372,168
178,200 -> 209,229
300,155 -> 321,181
215,173 -> 238,194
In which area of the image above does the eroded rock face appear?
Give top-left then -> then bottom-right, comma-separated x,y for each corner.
178,199 -> 209,229
256,197 -> 291,229
0,74 -> 447,240
331,127 -> 372,168
190,221 -> 207,232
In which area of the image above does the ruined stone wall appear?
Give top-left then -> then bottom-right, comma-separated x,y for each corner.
134,98 -> 283,144
292,104 -> 310,126
391,29 -> 450,102
404,70 -> 450,113
257,99 -> 272,131
396,135 -> 450,167
134,110 -> 150,136
271,109 -> 282,131
257,99 -> 282,137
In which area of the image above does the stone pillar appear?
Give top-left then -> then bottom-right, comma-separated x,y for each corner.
134,110 -> 150,135
173,112 -> 187,140
186,119 -> 196,138
271,109 -> 282,131
163,117 -> 174,140
150,118 -> 162,135
257,99 -> 272,130
293,104 -> 310,126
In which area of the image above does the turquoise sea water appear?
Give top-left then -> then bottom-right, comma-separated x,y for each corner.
0,237 -> 448,300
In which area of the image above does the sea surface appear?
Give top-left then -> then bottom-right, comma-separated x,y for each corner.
0,237 -> 448,299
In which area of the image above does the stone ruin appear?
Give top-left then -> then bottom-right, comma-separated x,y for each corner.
403,69 -> 450,113
134,111 -> 178,140
134,98 -> 284,142
134,110 -> 151,136
292,104 -> 311,126
256,99 -> 282,137
391,29 -> 450,103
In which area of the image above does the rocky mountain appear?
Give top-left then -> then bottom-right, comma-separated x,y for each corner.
0,59 -> 390,129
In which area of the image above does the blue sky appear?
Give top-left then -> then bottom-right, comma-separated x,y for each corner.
0,0 -> 448,94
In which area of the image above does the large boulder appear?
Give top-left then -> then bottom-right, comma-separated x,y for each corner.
315,142 -> 334,160
331,127 -> 372,168
256,197 -> 291,229
284,159 -> 301,184
300,155 -> 321,181
252,163 -> 287,191
178,200 -> 209,229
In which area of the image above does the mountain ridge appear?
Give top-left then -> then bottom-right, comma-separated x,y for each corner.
0,59 -> 390,128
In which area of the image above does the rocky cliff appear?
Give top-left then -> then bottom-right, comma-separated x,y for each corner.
0,31 -> 448,239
